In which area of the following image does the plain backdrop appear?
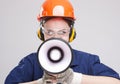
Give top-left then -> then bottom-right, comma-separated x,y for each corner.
0,0 -> 120,83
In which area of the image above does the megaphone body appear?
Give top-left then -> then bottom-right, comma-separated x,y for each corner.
37,38 -> 73,74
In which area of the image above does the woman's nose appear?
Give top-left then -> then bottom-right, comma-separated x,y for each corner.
53,33 -> 61,38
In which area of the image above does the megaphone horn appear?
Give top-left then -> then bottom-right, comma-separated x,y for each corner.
37,38 -> 73,74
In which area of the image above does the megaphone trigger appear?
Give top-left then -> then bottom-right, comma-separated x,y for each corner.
37,38 -> 73,74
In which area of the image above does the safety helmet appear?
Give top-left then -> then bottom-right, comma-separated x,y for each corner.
37,0 -> 76,42
37,0 -> 75,22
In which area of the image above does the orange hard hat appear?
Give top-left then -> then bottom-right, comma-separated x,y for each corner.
37,0 -> 75,22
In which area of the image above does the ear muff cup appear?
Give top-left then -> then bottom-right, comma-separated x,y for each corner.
37,28 -> 44,41
69,28 -> 76,42
37,28 -> 76,42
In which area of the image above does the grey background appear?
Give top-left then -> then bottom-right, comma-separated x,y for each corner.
0,0 -> 120,83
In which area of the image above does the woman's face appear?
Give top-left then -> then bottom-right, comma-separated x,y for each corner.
43,18 -> 70,42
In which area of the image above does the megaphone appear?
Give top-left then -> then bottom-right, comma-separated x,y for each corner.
37,38 -> 73,74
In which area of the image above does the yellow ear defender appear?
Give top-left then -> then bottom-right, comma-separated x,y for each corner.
69,27 -> 76,42
37,27 -> 76,42
37,28 -> 44,41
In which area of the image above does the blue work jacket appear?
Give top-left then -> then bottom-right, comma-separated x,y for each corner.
5,49 -> 120,84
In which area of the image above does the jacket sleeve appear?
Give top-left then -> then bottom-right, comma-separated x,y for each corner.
5,56 -> 34,84
89,55 -> 120,79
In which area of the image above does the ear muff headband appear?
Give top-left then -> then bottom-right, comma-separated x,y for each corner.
37,28 -> 76,42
